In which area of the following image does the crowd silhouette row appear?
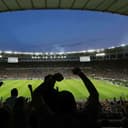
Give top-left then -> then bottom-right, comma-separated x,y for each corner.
0,67 -> 128,128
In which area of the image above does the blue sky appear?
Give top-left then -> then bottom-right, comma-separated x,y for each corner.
0,9 -> 128,52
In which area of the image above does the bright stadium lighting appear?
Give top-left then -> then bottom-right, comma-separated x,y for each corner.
16,52 -> 22,54
0,55 -> 2,58
50,52 -> 55,55
100,48 -> 105,51
63,55 -> 67,58
13,51 -> 19,54
5,51 -> 13,54
120,43 -> 126,47
87,49 -> 95,53
96,49 -> 101,52
27,52 -> 33,55
95,48 -> 104,53
81,50 -> 87,53
45,52 -> 48,55
108,46 -> 115,49
96,53 -> 106,56
35,52 -> 41,55
58,52 -> 64,55
23,52 -> 26,54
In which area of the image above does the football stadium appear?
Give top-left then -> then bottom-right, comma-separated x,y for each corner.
0,0 -> 128,128
0,46 -> 128,101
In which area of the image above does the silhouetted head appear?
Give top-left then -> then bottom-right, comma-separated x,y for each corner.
0,81 -> 3,87
56,91 -> 76,113
53,73 -> 64,82
44,74 -> 53,83
44,73 -> 64,89
43,74 -> 55,87
11,88 -> 18,97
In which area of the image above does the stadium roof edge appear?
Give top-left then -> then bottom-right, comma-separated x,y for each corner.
0,0 -> 128,16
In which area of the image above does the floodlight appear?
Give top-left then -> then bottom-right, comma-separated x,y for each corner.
96,53 -> 105,56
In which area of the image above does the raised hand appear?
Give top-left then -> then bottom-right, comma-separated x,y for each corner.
72,67 -> 82,75
28,84 -> 32,91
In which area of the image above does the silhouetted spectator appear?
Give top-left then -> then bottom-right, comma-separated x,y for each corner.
5,88 -> 18,110
0,107 -> 11,128
13,96 -> 30,128
53,67 -> 101,128
33,73 -> 64,112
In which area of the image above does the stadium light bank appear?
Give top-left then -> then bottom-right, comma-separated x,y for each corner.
96,53 -> 106,57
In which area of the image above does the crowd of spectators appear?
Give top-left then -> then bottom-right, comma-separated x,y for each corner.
0,67 -> 128,128
0,60 -> 128,80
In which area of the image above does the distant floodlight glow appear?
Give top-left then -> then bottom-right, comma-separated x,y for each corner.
87,49 -> 95,53
109,46 -> 115,49
96,53 -> 105,56
5,51 -> 13,54
120,44 -> 126,47
100,48 -> 105,51
58,52 -> 64,55
34,52 -> 41,55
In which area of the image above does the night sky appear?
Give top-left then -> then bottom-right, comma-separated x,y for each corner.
0,9 -> 128,52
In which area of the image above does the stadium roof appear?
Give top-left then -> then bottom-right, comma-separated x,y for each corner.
0,0 -> 128,16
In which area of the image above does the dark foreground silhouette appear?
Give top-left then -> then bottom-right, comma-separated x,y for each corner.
0,67 -> 128,128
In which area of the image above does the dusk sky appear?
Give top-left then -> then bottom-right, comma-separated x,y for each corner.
0,9 -> 128,52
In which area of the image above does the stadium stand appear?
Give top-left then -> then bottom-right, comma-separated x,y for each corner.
0,45 -> 128,80
0,0 -> 128,127
0,46 -> 128,128
0,68 -> 128,128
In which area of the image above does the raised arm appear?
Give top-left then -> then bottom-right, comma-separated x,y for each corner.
28,84 -> 33,100
28,84 -> 54,116
72,67 -> 99,100
72,68 -> 101,126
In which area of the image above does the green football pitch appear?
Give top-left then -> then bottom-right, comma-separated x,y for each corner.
0,78 -> 128,101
